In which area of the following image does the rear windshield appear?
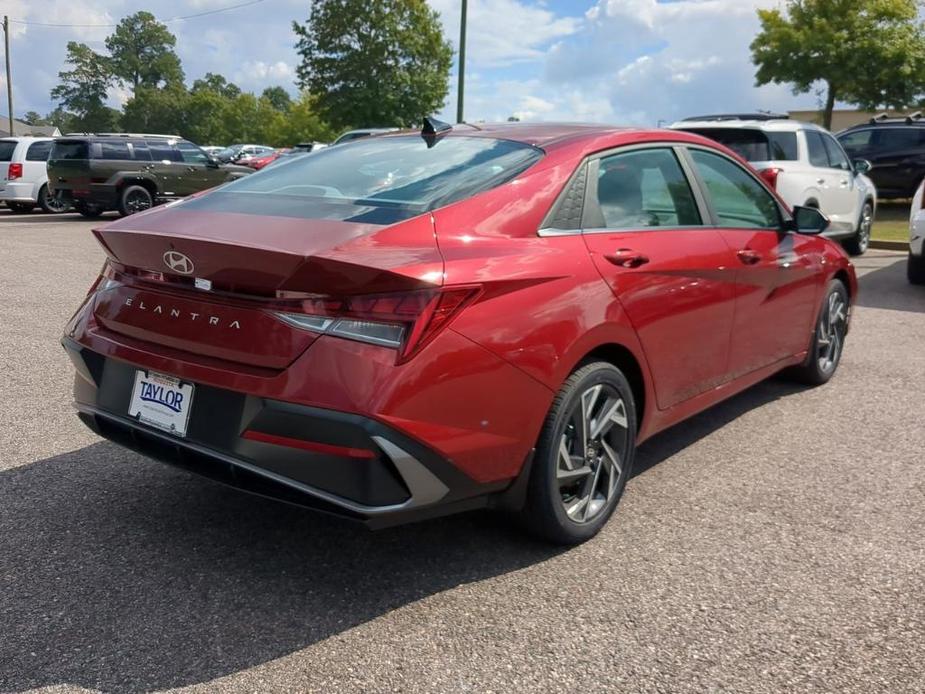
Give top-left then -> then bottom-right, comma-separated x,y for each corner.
182,135 -> 544,224
50,141 -> 90,160
682,128 -> 798,162
0,140 -> 16,161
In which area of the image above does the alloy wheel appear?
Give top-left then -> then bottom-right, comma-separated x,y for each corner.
857,204 -> 872,252
557,384 -> 629,523
817,290 -> 847,374
125,189 -> 152,214
42,188 -> 70,213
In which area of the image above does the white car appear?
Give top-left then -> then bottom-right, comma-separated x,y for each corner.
909,179 -> 925,284
0,136 -> 70,213
672,114 -> 877,255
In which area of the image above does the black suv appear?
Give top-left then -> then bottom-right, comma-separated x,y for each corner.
47,134 -> 253,217
837,114 -> 925,198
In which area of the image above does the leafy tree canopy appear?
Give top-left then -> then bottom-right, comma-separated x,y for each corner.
105,11 -> 184,91
21,111 -> 45,125
293,0 -> 453,129
262,86 -> 293,111
191,72 -> 242,99
751,0 -> 925,128
50,42 -> 120,132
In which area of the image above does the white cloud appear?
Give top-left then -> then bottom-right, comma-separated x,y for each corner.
234,60 -> 295,86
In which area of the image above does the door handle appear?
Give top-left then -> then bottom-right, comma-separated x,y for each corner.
816,178 -> 826,185
604,249 -> 650,268
737,249 -> 762,265
839,179 -> 849,187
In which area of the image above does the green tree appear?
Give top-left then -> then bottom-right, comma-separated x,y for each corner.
105,11 -> 184,93
293,0 -> 453,129
50,42 -> 120,132
21,111 -> 45,125
262,86 -> 293,111
265,91 -> 335,145
44,106 -> 77,133
751,0 -> 925,129
191,72 -> 241,99
121,85 -> 189,136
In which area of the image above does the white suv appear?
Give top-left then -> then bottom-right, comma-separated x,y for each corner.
0,137 -> 70,213
672,114 -> 877,255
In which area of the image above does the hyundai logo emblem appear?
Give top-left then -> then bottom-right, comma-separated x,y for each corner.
163,250 -> 194,275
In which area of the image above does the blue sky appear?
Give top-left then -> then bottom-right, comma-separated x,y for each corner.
2,0 -> 821,129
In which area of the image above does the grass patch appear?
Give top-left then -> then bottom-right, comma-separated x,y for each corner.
873,201 -> 910,242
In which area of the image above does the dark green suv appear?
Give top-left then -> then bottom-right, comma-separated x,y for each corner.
47,134 -> 253,217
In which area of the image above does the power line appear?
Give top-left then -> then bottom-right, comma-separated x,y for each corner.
8,0 -> 267,28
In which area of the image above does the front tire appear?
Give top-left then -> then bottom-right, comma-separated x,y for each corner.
908,251 -> 925,285
520,361 -> 637,545
843,201 -> 872,256
789,280 -> 849,385
118,185 -> 153,217
38,184 -> 70,214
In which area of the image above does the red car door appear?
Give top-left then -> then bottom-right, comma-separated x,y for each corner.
578,146 -> 740,410
684,148 -> 821,378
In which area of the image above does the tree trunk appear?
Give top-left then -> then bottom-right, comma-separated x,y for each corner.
823,84 -> 836,130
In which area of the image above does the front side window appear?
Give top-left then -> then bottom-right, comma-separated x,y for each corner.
821,134 -> 851,171
805,131 -> 830,168
177,141 -> 209,164
593,148 -> 701,229
690,149 -> 780,229
181,135 -> 543,224
26,141 -> 52,161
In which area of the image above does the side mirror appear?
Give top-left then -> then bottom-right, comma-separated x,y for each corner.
786,205 -> 830,235
206,157 -> 220,168
852,159 -> 872,175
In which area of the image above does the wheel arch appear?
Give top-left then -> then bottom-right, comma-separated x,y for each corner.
117,176 -> 158,197
575,342 -> 647,434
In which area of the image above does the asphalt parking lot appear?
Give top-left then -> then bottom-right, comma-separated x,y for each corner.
1,209 -> 923,694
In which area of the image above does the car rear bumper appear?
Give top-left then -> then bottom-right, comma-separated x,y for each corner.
63,338 -> 515,527
0,181 -> 38,202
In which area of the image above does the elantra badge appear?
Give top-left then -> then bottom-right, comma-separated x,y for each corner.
163,250 -> 194,275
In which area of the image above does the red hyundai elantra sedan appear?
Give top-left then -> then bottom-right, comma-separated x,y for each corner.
63,121 -> 856,543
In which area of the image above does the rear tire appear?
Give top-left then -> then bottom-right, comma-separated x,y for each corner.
38,184 -> 70,214
7,202 -> 34,214
843,201 -> 872,256
908,251 -> 925,285
789,279 -> 849,385
74,201 -> 103,218
118,185 -> 153,217
519,361 -> 637,545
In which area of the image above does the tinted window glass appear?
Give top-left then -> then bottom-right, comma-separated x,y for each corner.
594,148 -> 701,229
877,128 -> 922,150
177,141 -> 209,164
838,129 -> 872,151
99,141 -> 132,160
183,135 -> 543,224
25,141 -> 52,161
690,149 -> 780,229
821,134 -> 851,171
130,142 -> 152,161
0,140 -> 17,161
147,140 -> 182,162
805,131 -> 830,167
682,128 -> 798,162
49,141 -> 89,160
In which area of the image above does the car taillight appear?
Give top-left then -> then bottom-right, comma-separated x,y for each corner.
272,286 -> 481,362
7,163 -> 22,180
758,167 -> 781,190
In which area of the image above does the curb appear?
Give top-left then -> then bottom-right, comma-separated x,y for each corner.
869,240 -> 908,251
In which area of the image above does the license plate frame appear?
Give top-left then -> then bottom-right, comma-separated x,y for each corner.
127,370 -> 195,437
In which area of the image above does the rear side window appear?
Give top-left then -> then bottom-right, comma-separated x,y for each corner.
25,141 -> 53,161
838,129 -> 872,152
690,149 -> 780,229
130,142 -> 152,161
49,141 -> 89,160
805,131 -> 830,168
148,140 -> 182,162
182,135 -> 543,224
99,141 -> 132,160
876,128 -> 924,150
0,140 -> 17,161
592,148 -> 701,229
681,128 -> 798,162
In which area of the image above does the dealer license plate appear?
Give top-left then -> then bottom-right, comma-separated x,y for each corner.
128,370 -> 195,437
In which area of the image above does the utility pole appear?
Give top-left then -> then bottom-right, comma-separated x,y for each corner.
2,16 -> 12,136
455,0 -> 467,124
